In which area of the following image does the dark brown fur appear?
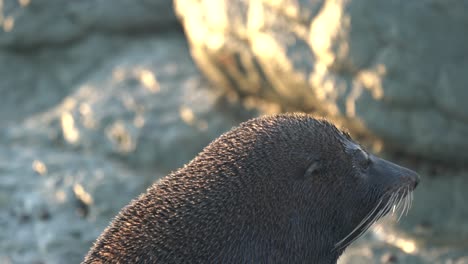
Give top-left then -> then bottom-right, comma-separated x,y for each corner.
83,113 -> 419,264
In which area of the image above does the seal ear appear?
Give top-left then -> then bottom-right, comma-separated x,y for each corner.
303,160 -> 321,178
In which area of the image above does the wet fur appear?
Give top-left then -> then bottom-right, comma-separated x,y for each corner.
83,113 -> 418,264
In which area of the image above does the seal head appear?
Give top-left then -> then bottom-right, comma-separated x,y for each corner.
83,113 -> 419,264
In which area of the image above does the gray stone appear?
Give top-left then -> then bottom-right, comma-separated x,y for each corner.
0,145 -> 147,264
175,0 -> 468,163
0,0 -> 178,48
3,33 -> 256,172
0,35 -> 133,125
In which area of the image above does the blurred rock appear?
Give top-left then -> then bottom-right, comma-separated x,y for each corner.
0,35 -> 132,124
0,145 -> 146,264
0,0 -> 178,48
2,32 -> 256,172
175,0 -> 468,164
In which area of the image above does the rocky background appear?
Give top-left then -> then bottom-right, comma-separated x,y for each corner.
0,0 -> 467,263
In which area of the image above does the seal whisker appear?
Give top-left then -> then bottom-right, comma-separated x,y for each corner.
334,198 -> 384,249
336,220 -> 373,250
400,187 -> 409,220
401,190 -> 408,218
384,192 -> 398,218
410,190 -> 414,211
335,190 -> 397,251
335,190 -> 396,250
403,187 -> 410,216
337,191 -> 397,250
410,187 -> 414,211
406,187 -> 411,214
391,190 -> 401,215
406,187 -> 411,213
397,200 -> 405,222
406,186 -> 413,215
396,188 -> 406,222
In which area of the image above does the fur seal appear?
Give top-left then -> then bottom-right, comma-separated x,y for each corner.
83,113 -> 419,263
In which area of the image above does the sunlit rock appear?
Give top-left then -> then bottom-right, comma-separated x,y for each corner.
175,0 -> 468,164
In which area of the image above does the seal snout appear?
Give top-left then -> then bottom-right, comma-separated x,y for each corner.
395,163 -> 420,190
407,168 -> 420,189
370,156 -> 420,191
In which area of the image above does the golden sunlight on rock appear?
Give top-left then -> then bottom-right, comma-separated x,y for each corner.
316,79 -> 336,102
241,97 -> 258,110
75,85 -> 93,98
79,103 -> 92,117
179,106 -> 195,125
179,0 -> 227,47
73,184 -> 93,205
309,0 -> 344,67
106,121 -> 135,153
136,69 -> 160,93
242,97 -> 281,115
19,0 -> 30,7
32,160 -> 47,175
203,0 -> 227,31
398,240 -> 417,254
284,4 -> 298,19
374,225 -> 418,254
61,112 -> 80,144
79,103 -> 97,129
371,139 -> 383,153
184,19 -> 207,45
345,85 -> 363,118
356,65 -> 386,100
309,65 -> 342,115
252,33 -> 277,58
225,90 -> 240,104
206,33 -> 225,50
133,115 -> 145,128
3,16 -> 14,32
78,103 -> 97,129
113,67 -> 126,82
63,97 -> 77,110
55,190 -> 67,203
248,0 -> 264,31
178,105 -> 210,130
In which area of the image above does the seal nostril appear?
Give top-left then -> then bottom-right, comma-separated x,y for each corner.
413,179 -> 419,188
414,175 -> 420,188
409,171 -> 420,189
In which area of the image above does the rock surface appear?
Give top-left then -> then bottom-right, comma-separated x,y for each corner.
175,0 -> 468,164
0,0 -> 177,48
0,145 -> 146,264
2,33 -> 255,172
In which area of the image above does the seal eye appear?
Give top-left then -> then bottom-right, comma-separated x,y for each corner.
354,149 -> 371,169
304,160 -> 321,177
